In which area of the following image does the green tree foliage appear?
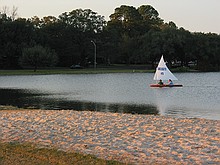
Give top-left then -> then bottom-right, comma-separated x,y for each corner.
0,5 -> 220,71
193,33 -> 220,71
0,15 -> 35,69
138,5 -> 164,30
106,5 -> 164,64
108,5 -> 142,38
56,9 -> 106,66
59,9 -> 106,33
139,30 -> 163,68
20,45 -> 58,71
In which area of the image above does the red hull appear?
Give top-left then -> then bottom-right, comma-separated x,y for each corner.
150,84 -> 183,87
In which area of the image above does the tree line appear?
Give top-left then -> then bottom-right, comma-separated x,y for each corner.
0,5 -> 220,71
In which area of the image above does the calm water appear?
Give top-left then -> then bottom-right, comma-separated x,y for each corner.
0,72 -> 220,120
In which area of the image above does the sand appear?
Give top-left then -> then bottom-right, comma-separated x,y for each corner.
0,110 -> 219,164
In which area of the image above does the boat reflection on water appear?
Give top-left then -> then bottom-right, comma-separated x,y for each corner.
0,88 -> 159,115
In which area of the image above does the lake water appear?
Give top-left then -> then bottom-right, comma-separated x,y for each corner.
0,72 -> 220,120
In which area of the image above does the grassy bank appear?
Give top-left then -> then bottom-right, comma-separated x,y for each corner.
0,68 -> 152,76
0,142 -> 126,165
0,64 -> 157,75
0,67 -> 196,76
0,64 -> 198,76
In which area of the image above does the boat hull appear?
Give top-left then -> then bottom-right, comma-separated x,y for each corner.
150,84 -> 183,87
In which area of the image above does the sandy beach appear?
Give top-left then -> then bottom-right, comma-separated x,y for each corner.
0,110 -> 219,164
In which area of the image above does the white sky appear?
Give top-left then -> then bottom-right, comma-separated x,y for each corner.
0,0 -> 219,34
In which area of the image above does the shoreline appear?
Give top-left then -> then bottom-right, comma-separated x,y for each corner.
0,109 -> 219,164
0,67 -> 199,76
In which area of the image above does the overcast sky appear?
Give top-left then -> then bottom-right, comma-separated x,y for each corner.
1,0 -> 219,34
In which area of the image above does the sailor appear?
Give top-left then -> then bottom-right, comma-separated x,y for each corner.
168,79 -> 174,85
158,79 -> 164,85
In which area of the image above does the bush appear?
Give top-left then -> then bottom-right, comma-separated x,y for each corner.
20,45 -> 58,71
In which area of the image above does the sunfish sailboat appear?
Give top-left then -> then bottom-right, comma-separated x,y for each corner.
150,55 -> 183,87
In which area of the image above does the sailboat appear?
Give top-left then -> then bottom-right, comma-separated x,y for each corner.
150,55 -> 183,87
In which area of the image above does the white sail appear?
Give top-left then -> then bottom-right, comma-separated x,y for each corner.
153,55 -> 178,81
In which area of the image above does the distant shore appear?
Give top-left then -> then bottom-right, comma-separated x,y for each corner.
0,109 -> 219,164
0,66 -> 198,76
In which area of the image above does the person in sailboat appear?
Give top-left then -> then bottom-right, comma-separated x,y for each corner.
168,79 -> 174,85
158,79 -> 164,85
